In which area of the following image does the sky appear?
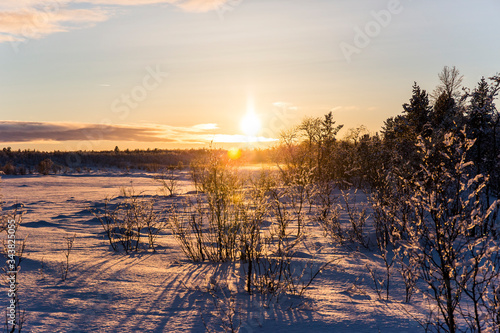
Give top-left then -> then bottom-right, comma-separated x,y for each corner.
0,0 -> 499,151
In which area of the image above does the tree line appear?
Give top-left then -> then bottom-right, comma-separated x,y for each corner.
275,66 -> 500,196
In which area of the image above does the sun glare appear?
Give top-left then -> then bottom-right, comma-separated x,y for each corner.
240,110 -> 261,138
227,147 -> 242,160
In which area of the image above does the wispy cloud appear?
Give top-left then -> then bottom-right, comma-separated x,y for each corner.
330,105 -> 379,113
330,105 -> 361,112
75,0 -> 171,4
209,134 -> 277,144
0,0 -> 235,44
0,34 -> 19,42
0,6 -> 109,43
0,121 -> 276,145
191,123 -> 219,131
174,0 -> 232,12
76,0 -> 230,11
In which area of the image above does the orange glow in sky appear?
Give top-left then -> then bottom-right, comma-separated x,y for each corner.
0,1 -> 499,150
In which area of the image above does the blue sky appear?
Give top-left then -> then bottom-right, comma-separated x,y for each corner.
0,0 -> 499,150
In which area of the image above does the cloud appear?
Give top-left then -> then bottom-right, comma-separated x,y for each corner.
0,121 -> 276,145
0,6 -> 110,42
0,1 -> 50,11
210,134 -> 278,144
0,0 -> 236,44
174,0 -> 233,12
0,34 -> 20,42
191,123 -> 219,131
76,0 -> 231,11
0,121 -> 170,143
330,105 -> 379,113
272,102 -> 298,111
74,0 -> 172,5
330,105 -> 360,112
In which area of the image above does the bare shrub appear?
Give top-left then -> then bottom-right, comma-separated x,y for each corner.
202,279 -> 242,333
170,152 -> 328,303
2,163 -> 16,176
92,198 -> 120,252
37,158 -> 54,175
169,192 -> 243,263
267,184 -> 303,256
251,251 -> 330,303
143,204 -> 164,252
59,233 -> 76,281
155,165 -> 180,197
170,150 -> 244,262
92,188 -> 161,253
168,200 -> 206,262
246,175 -> 329,300
238,173 -> 270,293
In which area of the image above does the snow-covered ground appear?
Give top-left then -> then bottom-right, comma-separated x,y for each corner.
0,171 -> 426,332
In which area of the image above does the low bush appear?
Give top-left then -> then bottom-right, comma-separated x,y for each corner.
92,188 -> 164,254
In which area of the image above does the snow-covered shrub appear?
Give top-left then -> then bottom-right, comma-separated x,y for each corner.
341,189 -> 369,248
370,171 -> 414,302
315,179 -> 343,244
317,186 -> 370,249
384,131 -> 500,332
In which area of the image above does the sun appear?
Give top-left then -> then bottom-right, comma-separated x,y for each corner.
227,147 -> 242,160
240,111 -> 261,138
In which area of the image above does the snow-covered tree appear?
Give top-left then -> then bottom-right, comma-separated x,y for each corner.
403,82 -> 432,136
395,131 -> 500,332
